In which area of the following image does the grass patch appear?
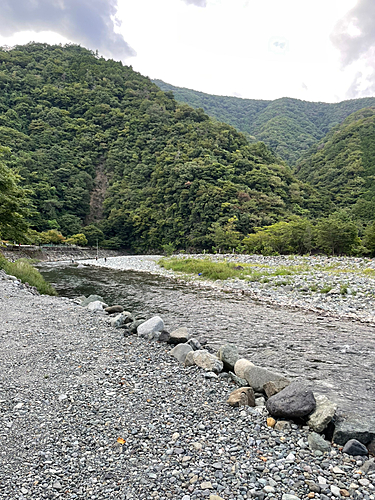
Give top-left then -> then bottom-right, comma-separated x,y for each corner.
320,285 -> 333,293
0,254 -> 57,295
160,258 -> 310,283
159,258 -> 247,281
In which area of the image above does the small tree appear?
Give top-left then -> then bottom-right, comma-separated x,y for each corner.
209,217 -> 242,252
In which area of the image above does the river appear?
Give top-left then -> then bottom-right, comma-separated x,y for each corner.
39,261 -> 375,419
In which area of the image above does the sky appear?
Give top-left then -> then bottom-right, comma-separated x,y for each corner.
0,0 -> 375,103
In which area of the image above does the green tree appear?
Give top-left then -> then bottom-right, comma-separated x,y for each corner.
315,213 -> 360,255
82,225 -> 105,247
363,222 -> 375,256
0,146 -> 31,240
65,233 -> 88,246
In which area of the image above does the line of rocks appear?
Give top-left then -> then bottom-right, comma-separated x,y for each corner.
78,293 -> 375,499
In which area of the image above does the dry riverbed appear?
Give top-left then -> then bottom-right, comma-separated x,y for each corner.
81,254 -> 375,324
1,258 -> 375,500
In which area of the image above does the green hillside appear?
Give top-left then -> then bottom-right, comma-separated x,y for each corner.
0,43 -> 325,251
153,80 -> 375,166
295,107 -> 375,222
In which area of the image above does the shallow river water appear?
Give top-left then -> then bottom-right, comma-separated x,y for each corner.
39,261 -> 375,419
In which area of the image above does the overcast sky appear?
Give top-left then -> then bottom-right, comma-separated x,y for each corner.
1,0 -> 374,103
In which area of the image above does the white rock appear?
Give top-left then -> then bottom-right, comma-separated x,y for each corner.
137,316 -> 164,339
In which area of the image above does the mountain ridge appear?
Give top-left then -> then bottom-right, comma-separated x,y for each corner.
153,79 -> 375,166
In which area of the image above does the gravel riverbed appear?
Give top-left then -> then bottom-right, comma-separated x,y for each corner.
80,254 -> 375,325
1,262 -> 375,499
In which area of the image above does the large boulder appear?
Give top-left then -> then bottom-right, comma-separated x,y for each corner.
307,394 -> 337,433
234,359 -> 254,379
137,316 -> 164,339
168,327 -> 191,345
244,365 -> 289,392
81,294 -> 104,307
266,382 -> 316,419
217,344 -> 239,371
185,350 -> 223,374
333,416 -> 375,446
227,387 -> 255,407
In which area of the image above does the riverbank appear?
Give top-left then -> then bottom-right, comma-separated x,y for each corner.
1,271 -> 375,500
1,246 -> 126,263
79,254 -> 375,325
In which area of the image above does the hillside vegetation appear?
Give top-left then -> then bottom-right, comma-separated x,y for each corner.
153,80 -> 375,165
295,107 -> 375,222
0,43 -> 326,251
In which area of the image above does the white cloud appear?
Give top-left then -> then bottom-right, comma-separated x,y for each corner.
1,0 -> 372,102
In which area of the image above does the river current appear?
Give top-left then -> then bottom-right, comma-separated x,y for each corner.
39,261 -> 375,419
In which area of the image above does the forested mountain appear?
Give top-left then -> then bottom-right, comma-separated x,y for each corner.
0,43 -> 326,250
295,107 -> 375,223
153,80 -> 375,166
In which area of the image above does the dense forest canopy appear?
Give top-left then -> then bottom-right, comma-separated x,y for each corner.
295,107 -> 375,223
0,43 -> 328,251
153,79 -> 375,166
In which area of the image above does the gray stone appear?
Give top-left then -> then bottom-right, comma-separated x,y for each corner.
158,330 -> 171,343
184,351 -> 195,367
228,371 -> 248,388
308,394 -> 337,433
308,432 -> 331,453
105,305 -> 124,314
234,358 -> 254,379
186,338 -> 202,350
169,343 -> 193,364
266,382 -> 316,419
217,344 -> 239,371
330,485 -> 341,497
81,294 -> 104,307
137,316 -> 164,339
110,311 -> 132,328
361,458 -> 375,473
333,416 -> 375,446
226,387 -> 255,407
87,300 -> 107,312
186,350 -> 223,374
244,364 -> 289,392
282,495 -> 301,500
128,319 -> 144,334
342,439 -> 368,456
168,327 -> 191,345
263,379 -> 290,398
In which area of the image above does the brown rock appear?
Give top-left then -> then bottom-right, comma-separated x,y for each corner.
307,493 -> 315,499
105,305 -> 124,314
340,489 -> 350,497
267,417 -> 276,427
263,379 -> 290,398
227,387 -> 255,407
